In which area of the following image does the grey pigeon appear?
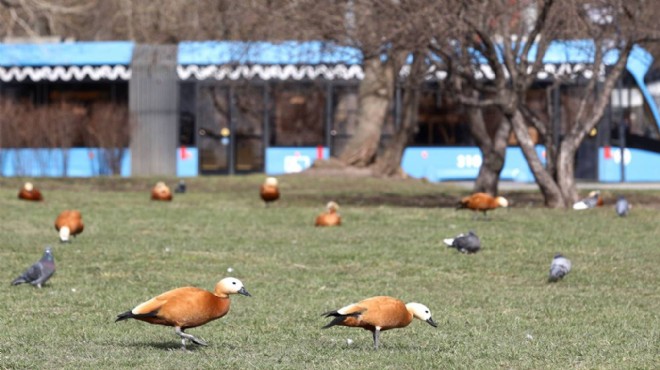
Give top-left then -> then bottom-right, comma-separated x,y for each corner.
174,180 -> 186,194
548,254 -> 571,282
11,247 -> 55,288
615,196 -> 629,217
443,231 -> 481,254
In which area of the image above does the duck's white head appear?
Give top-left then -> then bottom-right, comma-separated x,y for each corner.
59,226 -> 71,243
24,182 -> 34,191
588,190 -> 601,198
265,177 -> 278,187
326,201 -> 339,212
215,277 -> 251,297
406,302 -> 438,327
496,196 -> 509,208
155,181 -> 167,189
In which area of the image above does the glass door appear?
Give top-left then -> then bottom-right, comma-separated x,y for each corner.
197,85 -> 231,174
233,85 -> 266,173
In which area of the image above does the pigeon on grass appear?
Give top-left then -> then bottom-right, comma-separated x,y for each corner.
443,231 -> 481,254
548,254 -> 571,282
11,246 -> 55,288
174,180 -> 186,194
615,196 -> 630,217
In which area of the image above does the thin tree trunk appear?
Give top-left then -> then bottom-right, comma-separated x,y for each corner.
554,43 -> 633,206
467,106 -> 510,195
557,140 -> 579,205
338,55 -> 395,167
510,109 -> 565,207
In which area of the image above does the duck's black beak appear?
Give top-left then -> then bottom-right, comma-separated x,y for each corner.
238,287 -> 252,297
426,317 -> 438,327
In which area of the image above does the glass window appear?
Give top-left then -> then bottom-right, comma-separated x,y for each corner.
611,86 -> 660,140
234,85 -> 265,172
179,82 -> 196,146
413,89 -> 472,146
270,83 -> 325,147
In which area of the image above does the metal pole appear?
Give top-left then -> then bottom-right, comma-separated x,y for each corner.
325,82 -> 333,155
228,86 -> 236,175
262,82 -> 270,172
618,78 -> 625,182
594,81 -> 601,181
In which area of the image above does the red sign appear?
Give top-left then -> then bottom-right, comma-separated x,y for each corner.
180,146 -> 192,160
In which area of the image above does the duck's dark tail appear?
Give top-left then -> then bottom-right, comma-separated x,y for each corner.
115,309 -> 160,322
321,310 -> 361,329
115,310 -> 134,322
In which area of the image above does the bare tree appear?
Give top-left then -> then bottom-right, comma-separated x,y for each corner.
514,0 -> 658,207
0,0 -> 284,42
278,0 -> 442,173
372,1 -> 450,177
325,1 -> 411,168
427,0 -> 526,196
431,0 -> 659,206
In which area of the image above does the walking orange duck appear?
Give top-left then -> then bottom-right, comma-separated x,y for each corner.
322,296 -> 437,349
115,277 -> 251,350
457,192 -> 508,217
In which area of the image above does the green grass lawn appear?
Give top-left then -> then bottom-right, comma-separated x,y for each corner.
0,175 -> 658,369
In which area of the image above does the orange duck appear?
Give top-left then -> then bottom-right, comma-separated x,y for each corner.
457,192 -> 508,217
151,181 -> 173,201
315,201 -> 341,227
260,177 -> 280,206
116,277 -> 251,350
18,182 -> 43,201
322,296 -> 437,349
55,210 -> 84,242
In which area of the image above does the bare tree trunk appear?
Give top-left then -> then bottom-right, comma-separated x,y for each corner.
556,140 -> 579,204
467,106 -> 510,195
338,55 -> 395,167
510,110 -> 565,207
